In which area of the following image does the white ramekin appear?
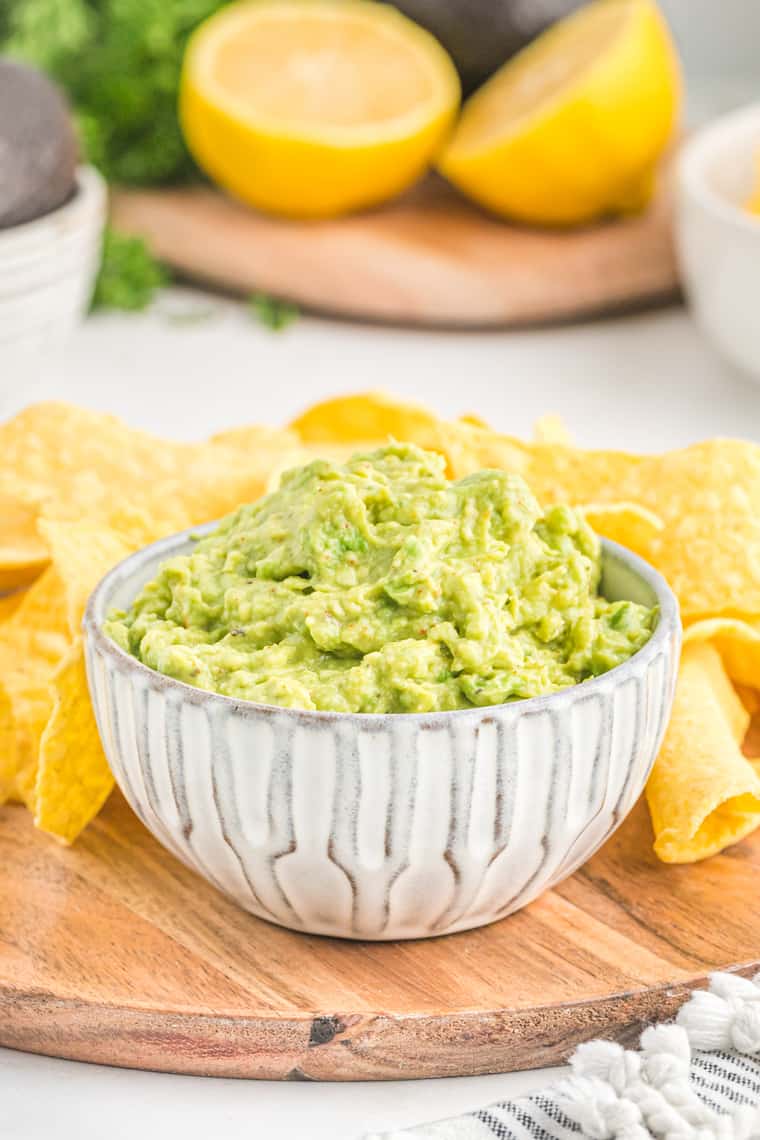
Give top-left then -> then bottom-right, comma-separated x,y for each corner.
0,166 -> 106,387
676,104 -> 760,379
84,528 -> 680,941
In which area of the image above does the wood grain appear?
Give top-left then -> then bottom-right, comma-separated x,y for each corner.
2,783 -> 758,1080
110,170 -> 678,329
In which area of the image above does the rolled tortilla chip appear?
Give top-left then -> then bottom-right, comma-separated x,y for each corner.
738,685 -> 760,717
684,617 -> 760,689
647,642 -> 760,863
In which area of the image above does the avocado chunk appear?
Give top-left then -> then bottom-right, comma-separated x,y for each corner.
386,0 -> 584,93
0,59 -> 79,229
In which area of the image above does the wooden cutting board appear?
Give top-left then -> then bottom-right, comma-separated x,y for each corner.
110,171 -> 678,328
2,783 -> 758,1081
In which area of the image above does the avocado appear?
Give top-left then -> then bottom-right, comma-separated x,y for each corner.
0,59 -> 79,229
388,0 -> 585,93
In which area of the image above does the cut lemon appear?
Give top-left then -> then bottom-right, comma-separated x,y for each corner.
180,0 -> 460,218
747,154 -> 760,216
438,0 -> 680,226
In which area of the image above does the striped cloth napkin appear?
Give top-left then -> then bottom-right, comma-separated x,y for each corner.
364,973 -> 760,1140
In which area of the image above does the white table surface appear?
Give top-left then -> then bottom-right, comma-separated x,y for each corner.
3,295 -> 760,1139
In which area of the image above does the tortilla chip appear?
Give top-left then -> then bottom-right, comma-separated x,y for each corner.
580,502 -> 664,559
646,642 -> 760,863
696,640 -> 751,744
35,638 -> 113,844
742,711 -> 760,756
37,512 -> 150,637
0,568 -> 69,806
737,685 -> 760,717
458,413 -> 490,429
0,496 -> 49,590
0,404 -> 299,576
533,414 -> 573,446
683,617 -> 760,689
0,589 -> 25,623
290,391 -> 444,446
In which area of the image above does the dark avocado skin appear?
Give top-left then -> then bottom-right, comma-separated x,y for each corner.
0,59 -> 79,229
387,0 -> 585,93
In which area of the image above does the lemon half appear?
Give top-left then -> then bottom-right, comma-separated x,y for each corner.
180,0 -> 461,218
438,0 -> 681,226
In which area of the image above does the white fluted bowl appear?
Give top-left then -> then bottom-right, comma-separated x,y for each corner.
0,166 -> 106,395
84,527 -> 680,941
676,104 -> 760,379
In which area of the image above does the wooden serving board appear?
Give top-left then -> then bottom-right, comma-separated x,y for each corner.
110,171 -> 678,329
2,784 -> 759,1081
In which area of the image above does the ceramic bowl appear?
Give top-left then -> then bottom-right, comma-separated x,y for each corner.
676,104 -> 760,379
0,166 -> 106,389
84,527 -> 680,941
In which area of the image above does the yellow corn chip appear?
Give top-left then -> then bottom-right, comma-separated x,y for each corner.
38,513 -> 150,638
695,639 -> 751,744
684,617 -> 760,689
646,642 -> 760,863
743,706 -> 760,757
458,412 -> 490,429
737,685 -> 760,717
0,404 -> 299,586
0,496 -> 49,590
533,414 -> 573,446
580,502 -> 664,560
35,638 -> 113,844
290,393 -> 534,481
0,589 -> 25,623
0,568 -> 69,806
290,390 -> 444,446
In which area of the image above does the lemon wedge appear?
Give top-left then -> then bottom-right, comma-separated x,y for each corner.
180,0 -> 460,218
747,154 -> 760,216
438,0 -> 680,226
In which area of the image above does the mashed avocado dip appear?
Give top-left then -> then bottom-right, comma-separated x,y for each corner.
106,444 -> 656,713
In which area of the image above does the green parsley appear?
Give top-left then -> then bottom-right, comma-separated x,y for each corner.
249,292 -> 300,332
91,227 -> 169,312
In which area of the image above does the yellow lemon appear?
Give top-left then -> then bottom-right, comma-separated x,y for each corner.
747,154 -> 760,216
438,0 -> 680,226
180,0 -> 460,219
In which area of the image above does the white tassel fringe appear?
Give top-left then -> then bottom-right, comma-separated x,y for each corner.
554,972 -> 760,1140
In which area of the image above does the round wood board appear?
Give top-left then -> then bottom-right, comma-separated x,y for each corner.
2,783 -> 759,1081
110,169 -> 678,329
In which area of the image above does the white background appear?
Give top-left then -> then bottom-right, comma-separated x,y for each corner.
2,296 -> 760,1139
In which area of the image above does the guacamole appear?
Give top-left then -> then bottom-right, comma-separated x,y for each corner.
106,444 -> 656,713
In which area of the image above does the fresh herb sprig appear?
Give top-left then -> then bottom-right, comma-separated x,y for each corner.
91,227 -> 169,312
249,292 -> 300,332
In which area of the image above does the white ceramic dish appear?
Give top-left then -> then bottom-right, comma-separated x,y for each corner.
676,104 -> 760,378
84,526 -> 680,941
0,166 -> 106,385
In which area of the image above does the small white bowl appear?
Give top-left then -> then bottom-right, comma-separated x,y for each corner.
676,104 -> 760,378
84,528 -> 680,941
0,166 -> 106,386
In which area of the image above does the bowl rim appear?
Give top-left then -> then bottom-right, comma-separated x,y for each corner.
84,523 -> 680,726
0,165 -> 107,254
678,101 -> 760,234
